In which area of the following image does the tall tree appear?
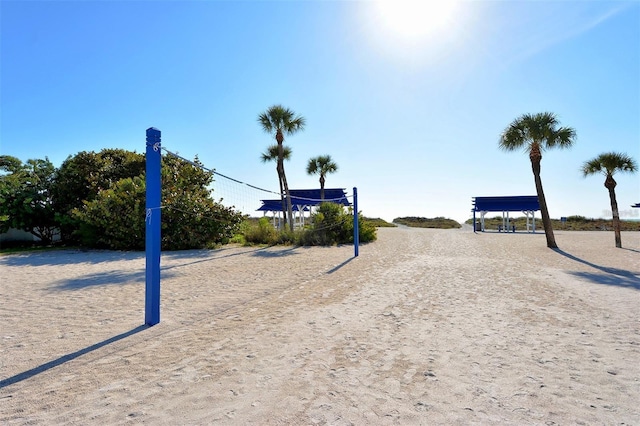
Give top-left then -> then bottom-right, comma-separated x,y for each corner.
51,149 -> 145,242
261,144 -> 292,229
306,155 -> 338,201
499,112 -> 576,248
581,152 -> 637,248
0,156 -> 57,243
258,105 -> 306,231
73,154 -> 242,250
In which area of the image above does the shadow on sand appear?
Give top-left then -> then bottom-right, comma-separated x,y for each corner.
621,247 -> 640,254
251,247 -> 300,258
0,325 -> 148,389
553,248 -> 640,291
326,257 -> 356,274
0,249 -> 144,267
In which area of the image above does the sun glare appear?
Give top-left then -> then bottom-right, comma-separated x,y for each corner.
374,0 -> 460,41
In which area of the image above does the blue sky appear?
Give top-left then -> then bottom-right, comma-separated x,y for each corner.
2,0 -> 639,223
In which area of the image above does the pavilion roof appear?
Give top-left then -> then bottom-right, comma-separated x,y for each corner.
472,196 -> 540,212
257,200 -> 309,212
257,188 -> 350,212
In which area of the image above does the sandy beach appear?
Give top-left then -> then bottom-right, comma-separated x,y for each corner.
1,226 -> 639,425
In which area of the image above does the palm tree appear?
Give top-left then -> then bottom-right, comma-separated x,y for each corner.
581,152 -> 637,248
261,144 -> 292,229
258,105 -> 306,231
499,112 -> 576,248
306,155 -> 338,201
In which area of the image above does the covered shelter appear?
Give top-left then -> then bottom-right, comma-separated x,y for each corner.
258,188 -> 351,228
257,200 -> 309,228
472,196 -> 540,233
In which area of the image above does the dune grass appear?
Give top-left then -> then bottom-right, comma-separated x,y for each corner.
465,215 -> 639,231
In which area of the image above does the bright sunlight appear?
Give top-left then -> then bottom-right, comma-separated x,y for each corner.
373,0 -> 461,41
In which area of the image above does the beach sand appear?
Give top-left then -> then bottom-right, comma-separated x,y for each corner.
1,227 -> 639,425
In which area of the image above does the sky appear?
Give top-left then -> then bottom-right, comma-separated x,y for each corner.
1,0 -> 639,224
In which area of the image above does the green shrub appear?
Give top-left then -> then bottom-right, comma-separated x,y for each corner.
464,215 -> 639,231
236,205 -> 378,247
363,217 -> 396,227
72,177 -> 147,250
298,202 -> 377,246
393,216 -> 461,229
243,217 -> 278,245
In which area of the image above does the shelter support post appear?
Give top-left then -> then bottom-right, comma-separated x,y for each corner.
473,209 -> 476,233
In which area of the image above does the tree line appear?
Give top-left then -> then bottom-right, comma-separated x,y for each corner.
0,149 -> 242,250
0,103 -> 366,250
9,108 -> 632,251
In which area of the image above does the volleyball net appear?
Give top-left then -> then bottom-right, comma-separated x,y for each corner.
144,127 -> 359,326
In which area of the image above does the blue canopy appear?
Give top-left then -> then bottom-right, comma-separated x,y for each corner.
257,200 -> 308,212
472,196 -> 540,212
288,189 -> 350,206
258,188 -> 350,213
472,196 -> 540,233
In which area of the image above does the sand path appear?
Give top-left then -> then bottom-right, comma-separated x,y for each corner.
1,227 -> 639,425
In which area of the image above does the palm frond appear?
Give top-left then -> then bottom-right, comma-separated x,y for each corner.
499,119 -> 527,151
257,105 -> 306,139
307,155 -> 338,176
499,111 -> 576,152
582,152 -> 638,177
547,126 -> 576,149
261,144 -> 291,163
581,158 -> 604,177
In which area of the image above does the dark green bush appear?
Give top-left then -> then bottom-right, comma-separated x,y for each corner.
243,217 -> 278,245
393,216 -> 461,229
73,155 -> 243,250
299,202 -> 377,246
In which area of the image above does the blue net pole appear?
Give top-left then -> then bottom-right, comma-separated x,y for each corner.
353,187 -> 359,257
145,128 -> 161,326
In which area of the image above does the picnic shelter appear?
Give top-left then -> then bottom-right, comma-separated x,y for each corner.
472,196 -> 540,233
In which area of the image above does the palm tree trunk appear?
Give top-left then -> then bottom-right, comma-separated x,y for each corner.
281,169 -> 294,231
320,175 -> 325,201
605,175 -> 622,248
531,159 -> 558,248
276,164 -> 286,230
275,132 -> 294,231
276,161 -> 287,229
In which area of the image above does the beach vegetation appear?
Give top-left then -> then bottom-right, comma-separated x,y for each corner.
235,203 -> 377,246
306,155 -> 339,201
0,155 -> 58,244
242,217 -> 279,245
363,217 -> 396,227
581,152 -> 638,247
258,105 -> 306,232
73,154 -> 243,250
51,149 -> 146,243
72,176 -> 147,249
2,150 -> 243,251
393,216 -> 461,229
299,202 -> 377,246
499,112 -> 576,249
464,216 -> 639,232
